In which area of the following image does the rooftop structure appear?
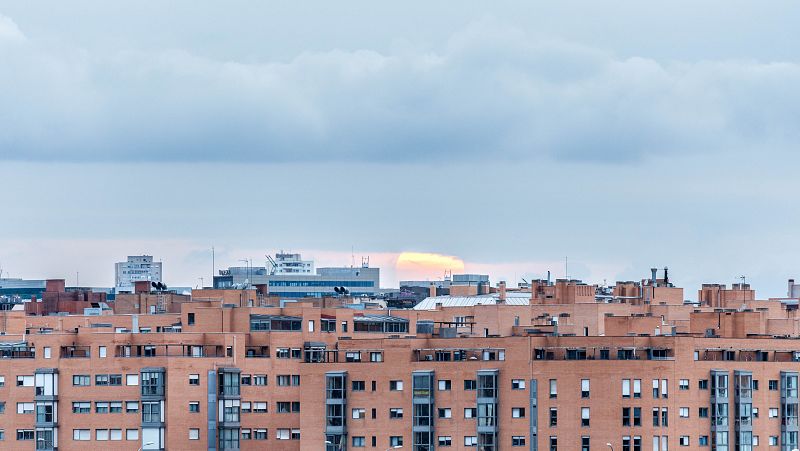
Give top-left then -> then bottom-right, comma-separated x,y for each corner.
115,255 -> 162,293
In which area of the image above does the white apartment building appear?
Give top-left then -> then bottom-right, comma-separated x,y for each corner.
114,255 -> 162,292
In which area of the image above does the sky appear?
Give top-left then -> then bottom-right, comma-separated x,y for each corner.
1,1 -> 800,298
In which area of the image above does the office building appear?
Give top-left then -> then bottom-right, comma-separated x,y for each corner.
115,256 -> 163,293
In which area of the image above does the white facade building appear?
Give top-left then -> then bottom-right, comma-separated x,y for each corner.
115,255 -> 162,292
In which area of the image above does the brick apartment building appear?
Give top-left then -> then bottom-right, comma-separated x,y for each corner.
2,271 -> 800,451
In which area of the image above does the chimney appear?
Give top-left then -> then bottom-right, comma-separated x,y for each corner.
429,283 -> 437,298
650,268 -> 658,286
663,266 -> 669,286
45,279 -> 66,293
134,280 -> 151,294
499,281 -> 507,303
790,279 -> 796,298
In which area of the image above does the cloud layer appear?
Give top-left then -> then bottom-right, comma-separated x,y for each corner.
2,15 -> 799,164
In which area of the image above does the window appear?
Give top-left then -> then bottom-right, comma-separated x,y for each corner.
550,436 -> 558,451
276,429 -> 291,440
126,374 -> 139,386
679,379 -> 689,390
623,407 -> 631,426
438,436 -> 452,447
439,380 -> 452,391
581,379 -> 590,398
769,408 -> 779,418
352,380 -> 365,391
0,375 -> 4,387
550,379 -> 558,398
513,436 -> 526,446
0,402 -> 5,414
277,401 -> 292,413
660,407 -> 667,427
390,380 -> 403,391
253,375 -> 267,386
291,375 -> 300,386
769,380 -> 778,390
110,401 -> 122,413
240,374 -> 251,385
390,408 -> 403,419
633,379 -> 642,398
699,436 -> 708,446
582,407 -> 590,426
679,407 -> 689,418
753,436 -> 759,446
109,429 -> 122,441
73,375 -> 90,386
770,436 -> 778,446
370,352 -> 383,362
252,402 -> 267,413
43,347 -> 51,359
17,375 -> 33,386
464,408 -> 477,418
352,408 -> 366,419
464,379 -> 477,390
550,407 -> 558,426
126,401 -> 139,413
189,429 -> 199,440
241,402 -> 251,413
352,436 -> 366,447
438,408 -> 452,418
73,429 -> 90,441
512,379 -> 526,390
126,429 -> 138,441
17,403 -> 34,414
464,436 -> 478,446
142,401 -> 161,423
390,436 -> 403,446
276,348 -> 290,358
346,352 -> 361,362
752,407 -> 759,418
277,375 -> 291,386
698,379 -> 708,390
189,402 -> 200,413
699,407 -> 709,418
253,428 -> 267,440
97,429 -> 110,441
679,436 -> 689,446
189,374 -> 199,385
512,407 -> 526,418
623,379 -> 631,398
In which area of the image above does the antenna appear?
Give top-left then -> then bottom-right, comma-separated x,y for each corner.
212,246 -> 215,278
565,256 -> 568,280
351,246 -> 355,268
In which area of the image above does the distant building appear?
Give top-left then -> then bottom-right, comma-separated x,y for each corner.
115,255 -> 162,293
214,253 -> 380,298
267,252 -> 314,274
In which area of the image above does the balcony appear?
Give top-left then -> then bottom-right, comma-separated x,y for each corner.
61,345 -> 90,358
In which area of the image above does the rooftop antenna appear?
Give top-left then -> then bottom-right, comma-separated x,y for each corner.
351,246 -> 355,268
565,256 -> 568,280
212,246 -> 215,278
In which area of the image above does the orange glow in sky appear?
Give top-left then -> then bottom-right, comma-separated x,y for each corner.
395,252 -> 465,280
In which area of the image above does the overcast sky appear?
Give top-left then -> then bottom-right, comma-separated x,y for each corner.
1,1 -> 799,297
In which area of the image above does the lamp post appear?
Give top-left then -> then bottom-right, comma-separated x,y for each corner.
386,446 -> 403,451
138,442 -> 155,451
607,444 -> 614,451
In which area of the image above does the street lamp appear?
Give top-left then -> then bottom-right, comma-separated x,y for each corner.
386,446 -> 403,451
138,442 -> 155,451
607,443 -> 614,451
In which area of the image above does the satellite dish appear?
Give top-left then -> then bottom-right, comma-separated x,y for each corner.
334,287 -> 341,294
151,282 -> 157,288
162,284 -> 168,290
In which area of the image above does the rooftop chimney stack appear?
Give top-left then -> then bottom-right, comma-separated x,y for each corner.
499,281 -> 507,303
429,283 -> 436,298
790,279 -> 796,298
650,268 -> 658,287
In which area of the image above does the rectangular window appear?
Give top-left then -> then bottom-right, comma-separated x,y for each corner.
679,407 -> 689,418
189,429 -> 200,440
189,374 -> 199,385
633,379 -> 642,398
126,401 -> 139,413
126,374 -> 139,386
438,436 -> 452,447
389,408 -> 404,419
43,347 -> 51,359
513,436 -> 526,446
353,436 -> 366,447
581,379 -> 590,398
438,408 -> 452,418
390,380 -> 403,391
465,436 -> 478,446
352,380 -> 365,391
550,408 -> 558,426
464,379 -> 477,390
96,429 -> 109,441
550,379 -> 558,398
622,379 -> 631,398
73,375 -> 90,386
439,380 -> 452,391
512,379 -> 526,390
126,429 -> 139,441
512,407 -> 526,418
679,436 -> 689,446
769,408 -> 779,418
73,429 -> 90,441
679,379 -> 689,390
189,402 -> 200,413
464,408 -> 477,418
582,407 -> 590,426
352,408 -> 366,419
253,375 -> 267,386
698,379 -> 708,390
